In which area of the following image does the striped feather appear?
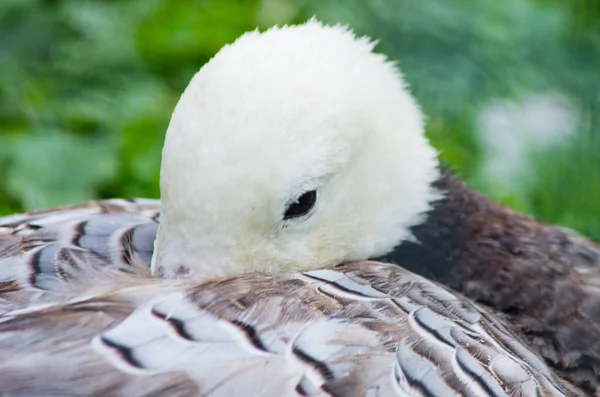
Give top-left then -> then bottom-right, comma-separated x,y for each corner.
0,202 -> 581,395
0,262 -> 577,395
0,199 -> 160,292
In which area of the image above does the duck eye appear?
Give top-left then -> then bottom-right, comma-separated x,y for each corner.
284,190 -> 317,220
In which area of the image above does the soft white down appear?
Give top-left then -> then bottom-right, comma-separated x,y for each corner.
152,19 -> 441,279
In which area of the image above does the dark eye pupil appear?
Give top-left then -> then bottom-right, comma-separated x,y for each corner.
284,190 -> 317,220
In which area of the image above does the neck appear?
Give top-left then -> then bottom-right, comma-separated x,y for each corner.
383,170 -> 491,284
384,169 -> 600,393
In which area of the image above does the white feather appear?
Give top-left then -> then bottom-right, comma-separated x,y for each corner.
153,19 -> 441,278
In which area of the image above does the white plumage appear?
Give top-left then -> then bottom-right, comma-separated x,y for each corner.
154,19 -> 440,278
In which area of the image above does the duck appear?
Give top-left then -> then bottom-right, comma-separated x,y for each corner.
0,19 -> 591,396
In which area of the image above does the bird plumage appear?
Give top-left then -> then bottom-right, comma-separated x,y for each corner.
0,198 -> 584,395
388,172 -> 600,393
0,206 -> 575,396
153,20 -> 440,278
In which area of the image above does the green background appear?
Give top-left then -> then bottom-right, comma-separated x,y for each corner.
1,0 -> 599,240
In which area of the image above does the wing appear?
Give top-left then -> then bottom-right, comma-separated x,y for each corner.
0,261 -> 577,396
0,199 -> 160,295
388,172 -> 600,392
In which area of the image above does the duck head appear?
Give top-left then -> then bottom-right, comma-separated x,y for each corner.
152,20 -> 440,278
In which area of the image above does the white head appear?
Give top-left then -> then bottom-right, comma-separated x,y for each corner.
152,19 -> 440,279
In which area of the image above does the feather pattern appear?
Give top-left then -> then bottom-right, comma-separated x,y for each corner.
388,172 -> 600,393
0,199 -> 160,292
0,202 -> 579,395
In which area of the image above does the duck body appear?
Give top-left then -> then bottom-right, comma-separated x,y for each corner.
0,203 -> 575,396
388,171 -> 600,393
3,175 -> 600,394
0,181 -> 593,395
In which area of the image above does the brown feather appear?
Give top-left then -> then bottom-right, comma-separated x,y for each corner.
388,170 -> 600,393
0,261 -> 578,396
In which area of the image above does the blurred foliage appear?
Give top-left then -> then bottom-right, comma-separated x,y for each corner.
0,0 -> 599,240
